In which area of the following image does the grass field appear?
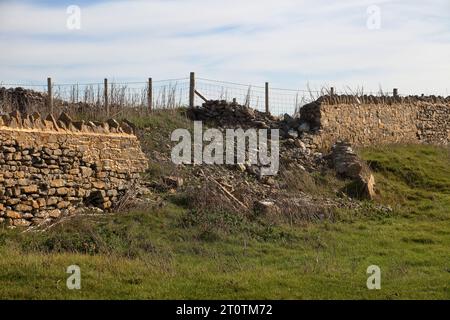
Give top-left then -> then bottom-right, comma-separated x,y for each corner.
0,144 -> 449,300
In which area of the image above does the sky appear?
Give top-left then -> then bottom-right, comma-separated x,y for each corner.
0,0 -> 449,95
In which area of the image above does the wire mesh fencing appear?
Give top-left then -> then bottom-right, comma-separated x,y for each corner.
194,79 -> 410,115
0,78 -> 190,121
1,74 -> 416,121
195,78 -> 323,116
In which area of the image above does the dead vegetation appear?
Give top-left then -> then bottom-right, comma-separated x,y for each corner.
0,83 -> 184,121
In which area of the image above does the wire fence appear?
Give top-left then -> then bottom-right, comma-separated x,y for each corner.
195,78 -> 317,115
0,78 -> 191,120
0,74 -> 433,120
1,79 -> 190,106
192,77 -> 404,115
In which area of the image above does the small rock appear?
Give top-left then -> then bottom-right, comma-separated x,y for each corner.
295,140 -> 307,151
262,177 -> 276,186
254,200 -> 280,216
48,209 -> 62,218
163,176 -> 184,188
298,122 -> 310,132
6,210 -> 21,219
13,219 -> 31,227
287,129 -> 299,139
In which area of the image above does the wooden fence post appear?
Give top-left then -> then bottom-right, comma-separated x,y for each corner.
104,78 -> 109,117
330,87 -> 335,96
265,82 -> 269,114
189,72 -> 195,108
393,88 -> 398,97
148,77 -> 153,112
47,77 -> 53,114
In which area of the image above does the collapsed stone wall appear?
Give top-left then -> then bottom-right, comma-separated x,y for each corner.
300,95 -> 450,150
0,111 -> 148,227
0,87 -> 47,114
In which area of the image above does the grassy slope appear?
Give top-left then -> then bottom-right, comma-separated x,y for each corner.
0,112 -> 449,299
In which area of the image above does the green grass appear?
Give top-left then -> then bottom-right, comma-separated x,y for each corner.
126,108 -> 192,155
128,109 -> 193,180
359,144 -> 450,220
0,144 -> 449,299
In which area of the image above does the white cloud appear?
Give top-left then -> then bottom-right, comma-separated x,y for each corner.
0,0 -> 449,95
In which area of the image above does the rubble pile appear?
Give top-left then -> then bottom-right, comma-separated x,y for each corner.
187,100 -> 279,129
187,100 -> 328,173
188,100 -> 316,140
182,100 -> 381,218
0,87 -> 47,114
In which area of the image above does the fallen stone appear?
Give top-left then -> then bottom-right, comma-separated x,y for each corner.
163,176 -> 184,188
253,200 -> 280,216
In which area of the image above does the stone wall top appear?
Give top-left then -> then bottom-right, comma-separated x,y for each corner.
0,111 -> 137,137
317,94 -> 450,105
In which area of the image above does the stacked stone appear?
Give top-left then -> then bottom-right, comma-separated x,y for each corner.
297,101 -> 321,132
188,100 -> 316,141
299,95 -> 450,149
0,87 -> 47,114
318,94 -> 450,105
416,104 -> 450,145
0,111 -> 148,227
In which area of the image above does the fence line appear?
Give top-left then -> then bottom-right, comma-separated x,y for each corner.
1,73 -> 433,117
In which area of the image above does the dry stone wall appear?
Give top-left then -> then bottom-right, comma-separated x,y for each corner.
0,87 -> 47,114
0,111 -> 148,227
300,95 -> 450,150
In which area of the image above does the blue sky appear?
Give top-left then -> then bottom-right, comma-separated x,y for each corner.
1,0 -> 449,95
